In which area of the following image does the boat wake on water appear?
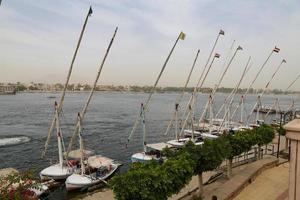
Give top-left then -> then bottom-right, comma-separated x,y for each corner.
0,136 -> 31,147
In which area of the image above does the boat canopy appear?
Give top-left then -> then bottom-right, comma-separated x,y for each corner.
67,149 -> 95,160
146,142 -> 174,151
87,155 -> 113,169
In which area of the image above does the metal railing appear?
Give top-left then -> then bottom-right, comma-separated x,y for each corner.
219,144 -> 277,170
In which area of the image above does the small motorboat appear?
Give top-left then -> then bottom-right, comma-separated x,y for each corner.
65,155 -> 120,191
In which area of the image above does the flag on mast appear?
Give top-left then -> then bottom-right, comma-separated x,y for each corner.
282,59 -> 287,63
179,32 -> 186,40
88,6 -> 93,16
273,46 -> 280,53
215,53 -> 221,58
237,46 -> 243,51
219,29 -> 225,35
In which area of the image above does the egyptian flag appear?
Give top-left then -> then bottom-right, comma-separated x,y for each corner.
273,46 -> 280,53
219,29 -> 225,35
215,53 -> 220,58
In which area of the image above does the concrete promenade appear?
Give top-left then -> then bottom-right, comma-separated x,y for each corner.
234,162 -> 289,200
180,156 -> 279,200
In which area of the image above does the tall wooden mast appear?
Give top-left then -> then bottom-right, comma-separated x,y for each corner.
127,31 -> 186,146
67,27 -> 118,156
42,7 -> 93,158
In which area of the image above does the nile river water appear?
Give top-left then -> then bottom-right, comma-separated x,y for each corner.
0,92 -> 298,198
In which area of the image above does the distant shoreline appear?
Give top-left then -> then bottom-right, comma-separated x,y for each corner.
14,90 -> 300,95
1,83 -> 299,95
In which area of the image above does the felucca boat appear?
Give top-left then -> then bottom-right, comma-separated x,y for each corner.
166,30 -> 225,146
65,27 -> 120,190
246,58 -> 286,127
40,7 -> 93,181
127,31 -> 186,162
194,45 -> 243,137
228,46 -> 281,130
205,56 -> 252,135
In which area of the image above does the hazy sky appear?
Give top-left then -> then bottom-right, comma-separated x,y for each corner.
0,0 -> 299,90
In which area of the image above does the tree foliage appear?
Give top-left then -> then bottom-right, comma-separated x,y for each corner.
254,124 -> 275,146
109,152 -> 196,200
110,125 -> 275,200
195,139 -> 226,174
223,130 -> 255,160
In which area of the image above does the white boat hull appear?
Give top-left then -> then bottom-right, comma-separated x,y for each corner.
40,164 -> 75,181
184,129 -> 219,139
65,163 -> 119,191
166,138 -> 203,147
131,152 -> 158,163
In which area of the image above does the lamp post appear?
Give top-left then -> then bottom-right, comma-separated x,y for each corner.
277,113 -> 283,158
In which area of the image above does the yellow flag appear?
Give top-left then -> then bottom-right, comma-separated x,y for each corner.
179,32 -> 186,40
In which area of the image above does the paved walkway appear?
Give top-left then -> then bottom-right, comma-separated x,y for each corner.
177,156 -> 279,200
169,171 -> 216,200
234,162 -> 289,200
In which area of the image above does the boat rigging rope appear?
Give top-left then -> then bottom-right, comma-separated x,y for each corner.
164,49 -> 200,136
215,57 -> 252,119
67,27 -> 118,157
42,7 -> 93,158
178,53 -> 220,137
229,47 -> 280,123
176,30 -> 225,133
216,57 -> 252,131
127,31 -> 185,143
217,40 -> 236,81
196,46 -> 243,131
246,59 -> 286,124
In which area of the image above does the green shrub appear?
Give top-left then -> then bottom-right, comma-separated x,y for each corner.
109,152 -> 196,200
